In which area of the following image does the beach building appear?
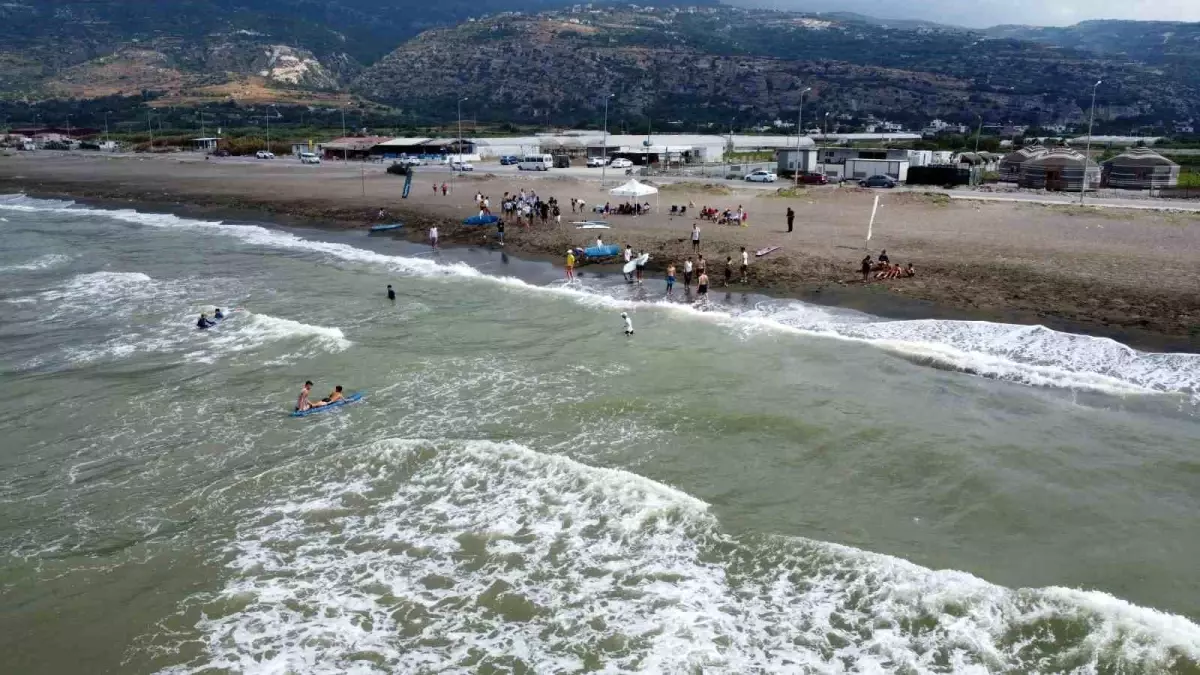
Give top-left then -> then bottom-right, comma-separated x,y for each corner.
1068,135 -> 1162,148
1018,147 -> 1100,191
323,136 -> 393,160
998,145 -> 1048,182
1101,147 -> 1180,190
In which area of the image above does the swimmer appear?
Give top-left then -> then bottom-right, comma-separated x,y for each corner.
196,313 -> 216,329
387,284 -> 395,301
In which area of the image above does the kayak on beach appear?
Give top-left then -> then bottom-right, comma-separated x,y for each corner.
463,215 -> 500,226
369,223 -> 404,232
584,244 -> 621,258
291,392 -> 364,417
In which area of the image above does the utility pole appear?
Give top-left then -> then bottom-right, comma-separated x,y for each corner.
456,96 -> 468,194
973,115 -> 983,185
795,86 -> 812,186
1081,79 -> 1102,205
148,112 -> 154,150
600,93 -> 614,186
341,106 -> 348,162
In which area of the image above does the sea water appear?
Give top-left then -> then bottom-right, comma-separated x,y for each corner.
1,193 -> 1199,673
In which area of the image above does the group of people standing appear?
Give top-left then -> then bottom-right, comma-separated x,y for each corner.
503,189 -> 561,226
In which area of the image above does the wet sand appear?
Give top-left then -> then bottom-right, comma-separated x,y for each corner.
3,151 -> 1198,349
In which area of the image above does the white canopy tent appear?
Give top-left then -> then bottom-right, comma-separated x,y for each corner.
609,179 -> 659,212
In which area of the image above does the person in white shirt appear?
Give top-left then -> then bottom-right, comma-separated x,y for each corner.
683,258 -> 693,288
740,246 -> 749,283
691,224 -> 700,252
621,312 -> 633,336
429,226 -> 439,248
623,245 -> 633,281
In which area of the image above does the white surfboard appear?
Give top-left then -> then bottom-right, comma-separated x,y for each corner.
575,223 -> 611,229
622,259 -> 637,274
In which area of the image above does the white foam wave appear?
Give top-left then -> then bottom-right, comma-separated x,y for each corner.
196,311 -> 352,361
0,253 -> 72,273
153,438 -> 1200,674
6,197 -> 1197,399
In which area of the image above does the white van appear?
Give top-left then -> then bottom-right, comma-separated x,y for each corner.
299,152 -> 321,164
517,154 -> 553,171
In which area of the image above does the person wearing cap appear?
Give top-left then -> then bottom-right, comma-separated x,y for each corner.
565,249 -> 576,281
621,312 -> 633,336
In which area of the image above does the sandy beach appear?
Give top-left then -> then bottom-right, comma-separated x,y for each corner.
2,151 -> 1198,348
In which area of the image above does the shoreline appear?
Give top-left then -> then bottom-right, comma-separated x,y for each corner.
2,153 -> 1198,352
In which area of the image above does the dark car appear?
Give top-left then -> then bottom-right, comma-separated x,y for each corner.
386,163 -> 410,176
797,172 -> 829,185
500,155 -> 519,165
860,175 -> 897,188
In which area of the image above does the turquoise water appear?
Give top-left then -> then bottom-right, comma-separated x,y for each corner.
2,194 -> 1199,673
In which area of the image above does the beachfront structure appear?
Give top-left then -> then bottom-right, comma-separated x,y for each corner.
1068,135 -> 1162,148
775,146 -> 820,175
1018,148 -> 1101,192
323,136 -> 394,160
998,145 -> 1048,182
1101,147 -> 1180,190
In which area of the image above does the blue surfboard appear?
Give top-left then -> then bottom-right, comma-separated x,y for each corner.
291,392 -> 364,417
370,223 -> 404,232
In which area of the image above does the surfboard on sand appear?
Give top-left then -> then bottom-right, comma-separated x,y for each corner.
755,245 -> 781,257
575,223 -> 611,229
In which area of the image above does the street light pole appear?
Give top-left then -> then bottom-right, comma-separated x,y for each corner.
973,114 -> 983,185
455,96 -> 468,193
1081,79 -> 1102,205
600,93 -> 614,186
795,86 -> 812,186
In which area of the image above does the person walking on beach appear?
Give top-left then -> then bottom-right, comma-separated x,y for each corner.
622,312 -> 634,336
623,245 -> 634,282
635,250 -> 646,284
697,254 -> 706,280
666,263 -> 676,296
691,223 -> 701,252
697,271 -> 709,304
496,220 -> 505,246
565,249 -> 576,281
723,256 -> 733,287
861,254 -> 873,283
571,197 -> 577,214
786,207 -> 795,233
441,182 -> 448,196
433,182 -> 438,194
578,198 -> 587,215
429,226 -> 439,249
386,284 -> 395,301
740,247 -> 749,283
683,257 -> 693,288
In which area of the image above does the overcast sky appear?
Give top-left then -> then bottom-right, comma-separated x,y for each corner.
765,0 -> 1200,27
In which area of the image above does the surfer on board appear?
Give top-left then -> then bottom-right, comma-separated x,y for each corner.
196,313 -> 216,329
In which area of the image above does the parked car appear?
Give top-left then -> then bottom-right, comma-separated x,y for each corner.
797,172 -> 829,185
255,150 -> 275,159
609,157 -> 633,168
744,169 -> 778,183
299,152 -> 321,164
859,175 -> 897,188
586,156 -> 607,167
394,157 -> 422,167
499,155 -> 519,165
450,161 -> 475,172
386,163 -> 410,176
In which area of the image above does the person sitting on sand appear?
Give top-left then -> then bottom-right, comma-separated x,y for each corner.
904,263 -> 915,278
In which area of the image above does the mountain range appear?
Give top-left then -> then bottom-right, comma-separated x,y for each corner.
1,1 -> 1197,131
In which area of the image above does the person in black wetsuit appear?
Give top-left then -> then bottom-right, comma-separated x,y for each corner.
387,284 -> 396,301
213,308 -> 225,320
196,313 -> 216,329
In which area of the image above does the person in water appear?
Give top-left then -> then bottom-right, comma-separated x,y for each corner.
196,313 -> 216,329
666,263 -> 676,296
697,271 -> 709,303
320,385 -> 344,405
565,249 -> 576,281
622,312 -> 634,336
387,284 -> 396,301
296,380 -> 314,411
213,308 -> 224,320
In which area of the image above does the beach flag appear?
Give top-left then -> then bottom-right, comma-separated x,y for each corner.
866,194 -> 879,243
